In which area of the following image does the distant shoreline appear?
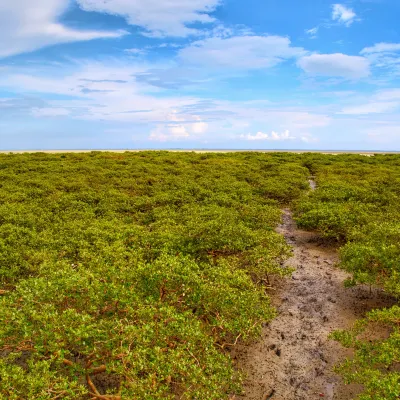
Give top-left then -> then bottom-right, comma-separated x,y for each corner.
0,149 -> 399,155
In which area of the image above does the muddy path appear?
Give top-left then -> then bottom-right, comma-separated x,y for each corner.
233,205 -> 395,400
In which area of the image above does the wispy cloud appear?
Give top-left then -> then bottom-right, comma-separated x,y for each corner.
337,89 -> 400,115
332,4 -> 357,27
338,101 -> 399,115
76,0 -> 221,37
31,107 -> 71,117
240,130 -> 296,141
361,43 -> 400,55
179,35 -> 306,70
305,27 -> 319,39
150,120 -> 208,141
124,48 -> 147,56
360,43 -> 400,76
0,58 -> 335,147
298,53 -> 370,79
0,0 -> 127,58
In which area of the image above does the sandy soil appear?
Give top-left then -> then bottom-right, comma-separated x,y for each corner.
233,208 -> 396,400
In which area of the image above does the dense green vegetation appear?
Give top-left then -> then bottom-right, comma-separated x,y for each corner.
0,151 -> 309,399
1,151 -> 400,399
295,153 -> 400,400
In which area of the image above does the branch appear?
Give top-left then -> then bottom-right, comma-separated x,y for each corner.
86,375 -> 100,396
89,394 -> 121,400
90,365 -> 107,375
217,333 -> 242,349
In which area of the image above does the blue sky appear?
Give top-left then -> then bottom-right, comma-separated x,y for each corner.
1,0 -> 400,150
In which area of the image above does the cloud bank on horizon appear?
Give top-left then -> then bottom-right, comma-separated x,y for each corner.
1,0 -> 400,150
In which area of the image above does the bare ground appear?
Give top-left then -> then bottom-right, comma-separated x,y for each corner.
233,208 -> 396,400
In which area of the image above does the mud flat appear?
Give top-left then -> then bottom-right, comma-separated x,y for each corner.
234,209 -> 396,400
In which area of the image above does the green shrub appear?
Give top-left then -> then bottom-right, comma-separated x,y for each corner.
0,151 -> 309,399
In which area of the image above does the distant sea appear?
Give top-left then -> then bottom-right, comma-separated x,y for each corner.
1,149 -> 400,154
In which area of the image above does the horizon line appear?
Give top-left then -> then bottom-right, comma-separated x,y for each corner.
1,148 -> 400,154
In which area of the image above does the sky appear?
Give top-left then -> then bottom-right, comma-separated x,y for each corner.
1,0 -> 400,150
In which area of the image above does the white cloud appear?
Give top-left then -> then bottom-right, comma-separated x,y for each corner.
150,121 -> 208,141
124,48 -> 147,55
305,27 -> 319,39
332,4 -> 356,26
361,43 -> 400,55
192,120 -> 208,134
150,125 -> 190,141
0,0 -> 127,58
156,43 -> 183,49
149,110 -> 208,141
300,134 -> 318,143
31,107 -> 70,117
0,62 -> 199,124
338,101 -> 399,115
179,35 -> 306,69
360,43 -> 400,75
0,61 -> 332,146
76,0 -> 220,37
336,88 -> 400,116
240,130 -> 296,141
298,53 -> 370,79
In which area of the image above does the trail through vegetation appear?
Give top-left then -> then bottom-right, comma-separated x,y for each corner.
235,178 -> 396,400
